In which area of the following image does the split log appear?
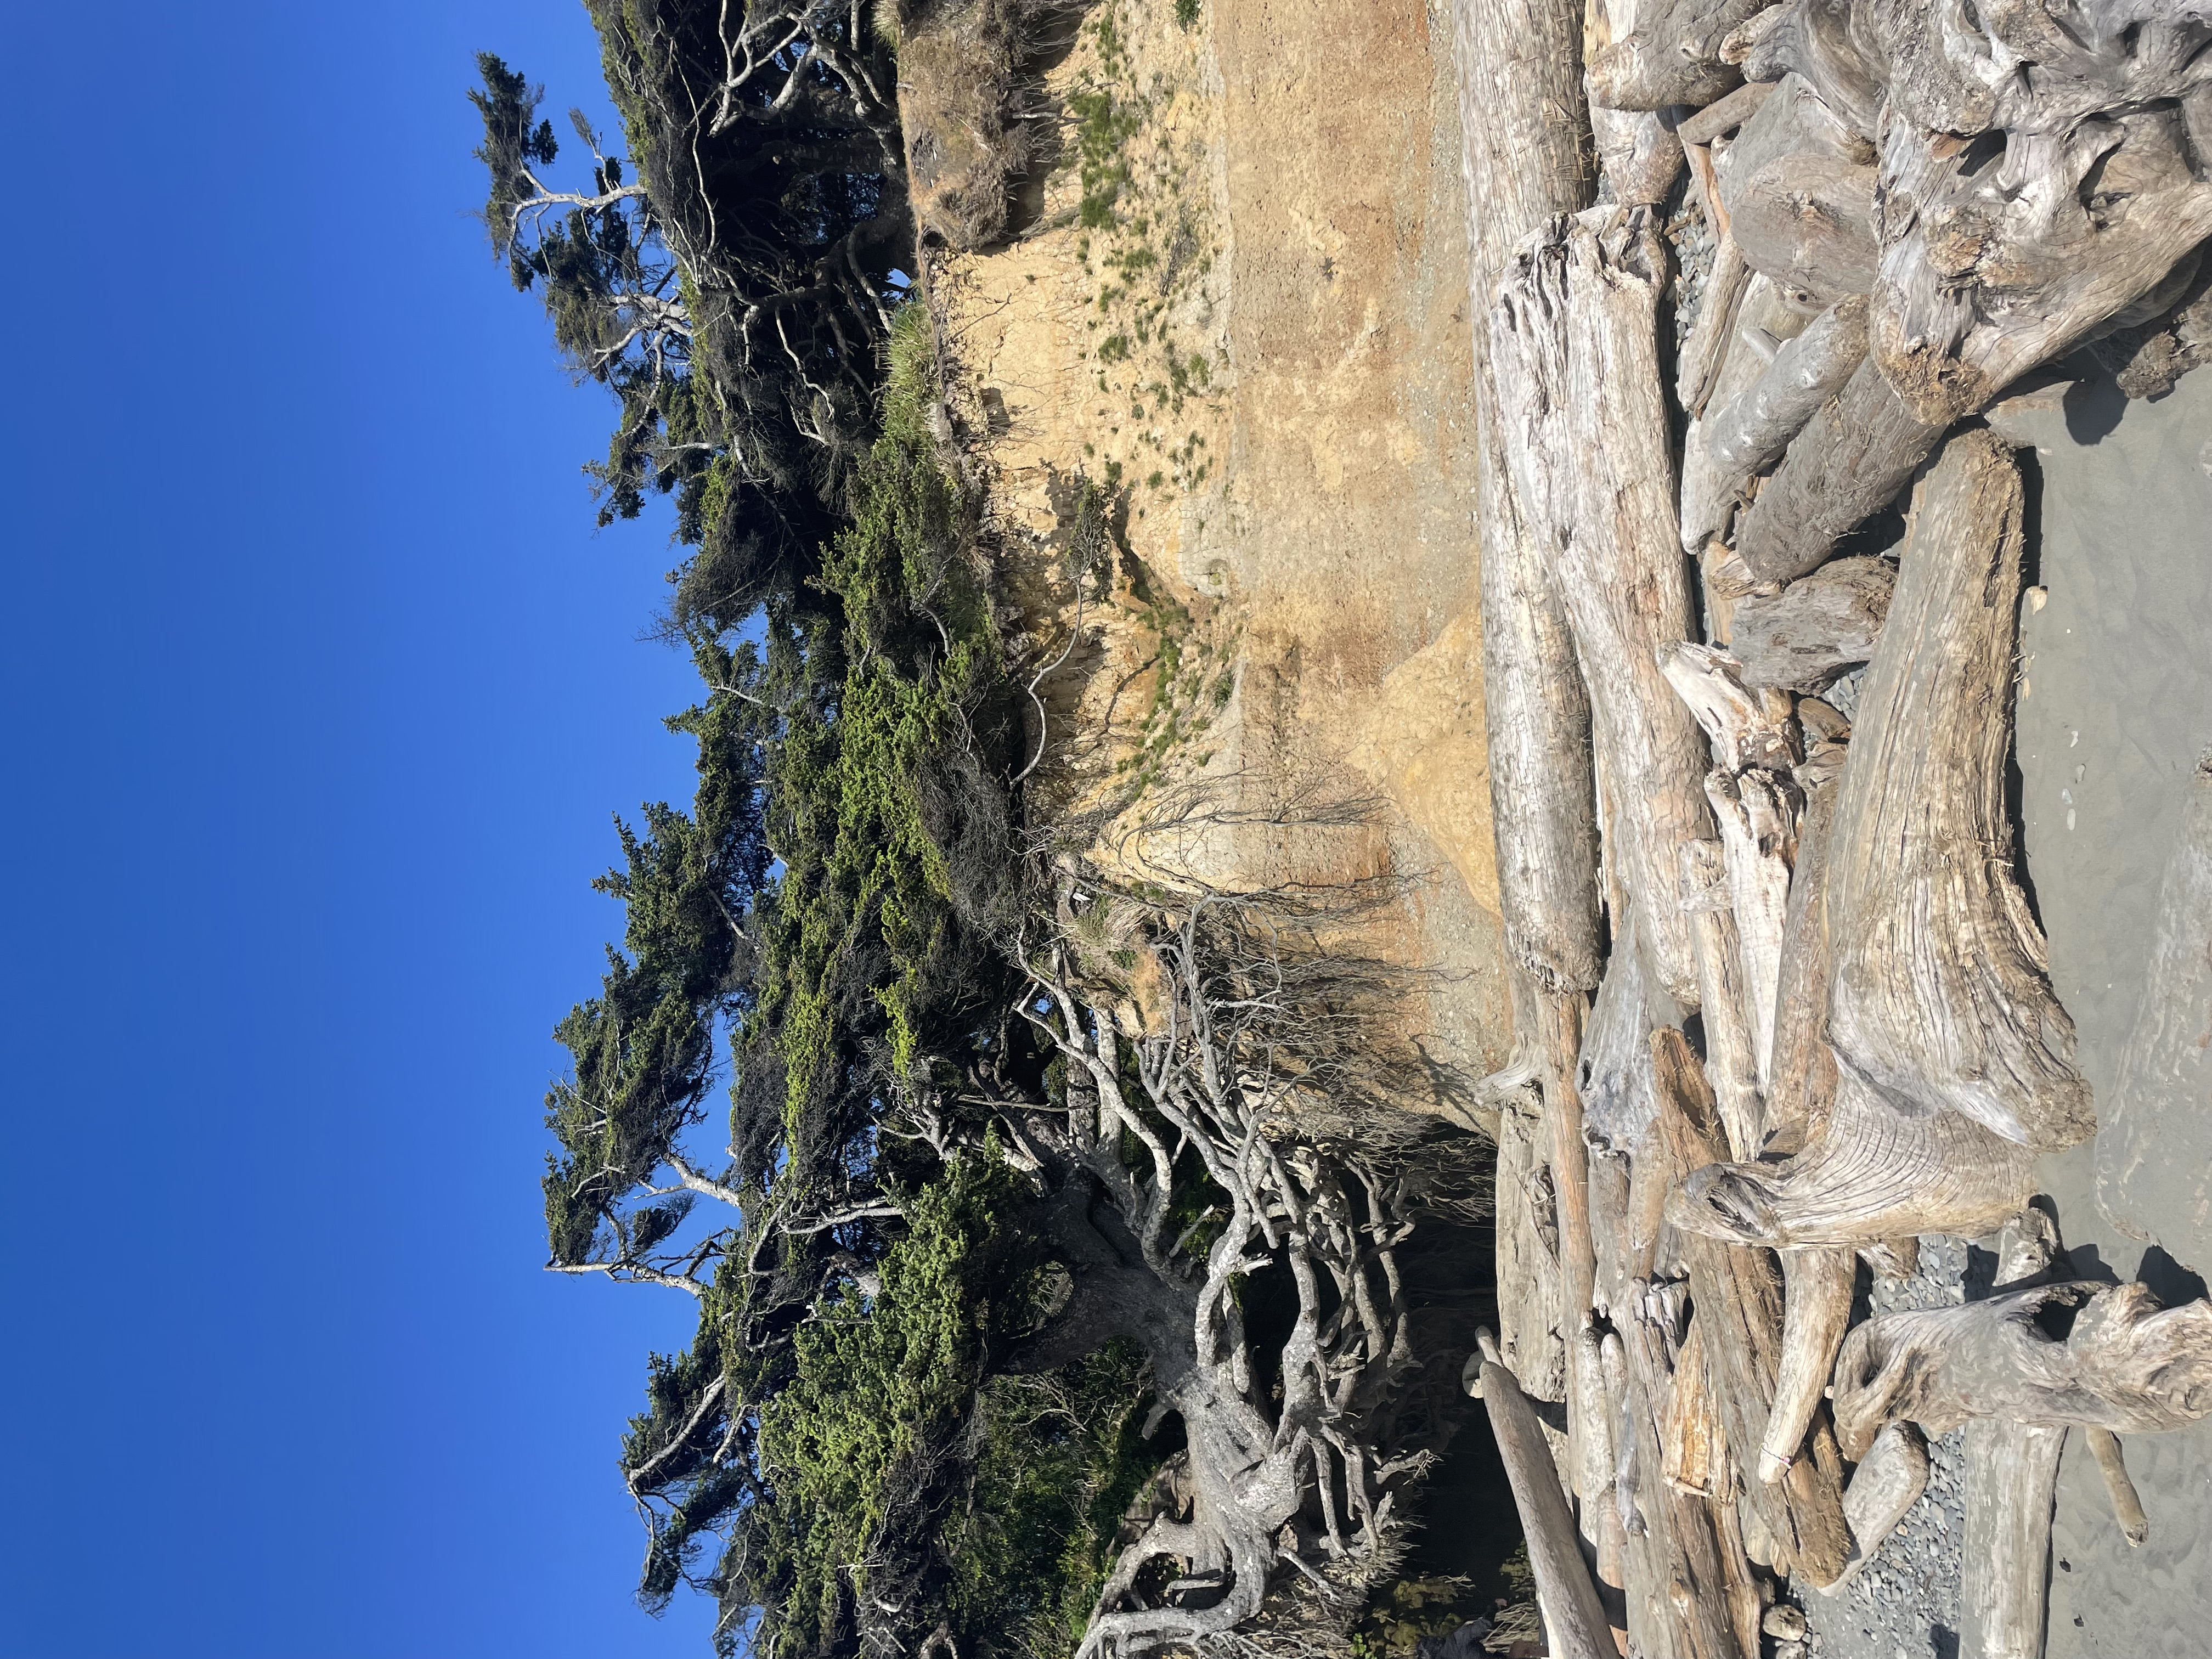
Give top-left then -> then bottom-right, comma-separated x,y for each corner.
1727,555 -> 1893,693
1703,295 -> 1870,499
1585,0 -> 1769,110
1725,152 -> 1878,304
1493,209 -> 1714,1005
1451,0 -> 1604,1000
1832,1278 -> 2212,1454
1495,1064 -> 1571,1448
1823,430 -> 2091,1152
1677,234 -> 1752,419
1663,1312 -> 1724,1497
1704,768 -> 1797,1087
1468,1329 -> 1619,1659
2096,752 -> 2212,1271
1732,356 -> 1946,585
1809,1421 -> 1929,1595
1651,1027 -> 1853,1584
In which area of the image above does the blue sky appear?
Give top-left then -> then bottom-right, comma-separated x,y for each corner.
3,3 -> 730,1653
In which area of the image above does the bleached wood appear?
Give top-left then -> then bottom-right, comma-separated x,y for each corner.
1681,277 -> 1809,557
1678,234 -> 1753,420
1493,209 -> 1715,1004
1762,1245 -> 1855,1483
1651,1027 -> 1853,1584
1728,556 -> 1893,692
1706,768 -> 1797,1088
1963,1419 -> 2065,1659
1661,644 -> 1798,775
1451,0 -> 1605,1000
1703,295 -> 1869,499
1725,151 -> 1878,304
1472,1329 -> 1620,1659
1809,1420 -> 1929,1595
1586,0 -> 1769,110
1680,838 -> 1765,1163
1824,431 -> 2092,1151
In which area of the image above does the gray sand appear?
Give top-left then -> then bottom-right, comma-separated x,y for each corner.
1785,365 -> 2212,1659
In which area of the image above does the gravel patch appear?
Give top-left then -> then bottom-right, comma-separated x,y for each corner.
1789,1236 -> 1969,1659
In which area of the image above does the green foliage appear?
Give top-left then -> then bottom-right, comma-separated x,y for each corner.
1174,0 -> 1201,28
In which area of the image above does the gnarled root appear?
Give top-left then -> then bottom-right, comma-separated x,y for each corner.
1831,1280 -> 2212,1460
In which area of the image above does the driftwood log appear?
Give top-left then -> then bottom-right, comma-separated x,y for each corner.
1702,295 -> 1869,504
1652,1028 -> 1852,1584
1468,1329 -> 1618,1659
1674,432 -> 2087,1249
1726,556 -> 1893,692
1809,1420 -> 1929,1595
1493,208 -> 1714,1005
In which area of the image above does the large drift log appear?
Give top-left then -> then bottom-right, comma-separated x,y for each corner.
1494,210 -> 1715,1005
1469,1330 -> 1618,1659
1586,0 -> 1768,110
1810,1421 -> 1929,1595
1726,152 -> 1878,304
1964,1418 -> 2066,1659
1824,430 -> 2091,1151
1451,0 -> 1604,1000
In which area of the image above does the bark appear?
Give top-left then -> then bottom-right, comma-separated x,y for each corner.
1732,354 -> 1947,586
1727,555 -> 1893,692
1453,0 -> 1606,998
1472,1329 -> 1620,1659
1493,208 -> 1716,1004
2095,753 -> 2212,1268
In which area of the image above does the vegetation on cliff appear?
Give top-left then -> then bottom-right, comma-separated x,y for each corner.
474,10 -> 1500,1657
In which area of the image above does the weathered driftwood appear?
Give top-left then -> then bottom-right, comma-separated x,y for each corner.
1809,1420 -> 1929,1595
1872,106 -> 2212,429
2090,257 -> 2212,400
1824,431 -> 2091,1152
1762,1246 -> 1855,1485
1964,1418 -> 2066,1659
1652,1028 -> 1853,1583
1617,1288 -> 1747,1659
1677,845 -> 1767,1171
1660,644 -> 1797,776
1703,295 -> 1870,498
1678,77 -> 1774,148
1732,355 -> 1946,585
2096,753 -> 2212,1270
1677,234 -> 1753,419
1681,275 -> 1808,555
1760,769 -> 1837,1152
1596,105 -> 1690,206
1672,1066 -> 2037,1246
1663,1311 -> 1724,1497
1705,768 -> 1797,1087
1833,1278 -> 2212,1454
1493,209 -> 1714,1005
1731,15 -> 1883,140
1574,1315 -> 1630,1608
1725,152 -> 1878,304
2085,1426 -> 2151,1548
1585,0 -> 1768,110
1468,1329 -> 1619,1659
1451,0 -> 1604,1000
1727,555 -> 1893,692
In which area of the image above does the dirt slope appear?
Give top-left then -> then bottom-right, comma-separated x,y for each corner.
924,0 -> 1513,1085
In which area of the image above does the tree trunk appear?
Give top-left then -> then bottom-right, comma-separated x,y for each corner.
1494,209 -> 1716,1004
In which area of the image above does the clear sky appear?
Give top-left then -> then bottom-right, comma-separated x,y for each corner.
3,3 -> 730,1653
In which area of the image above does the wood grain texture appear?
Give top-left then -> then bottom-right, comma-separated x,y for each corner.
1493,208 -> 1714,1003
1728,555 -> 1893,692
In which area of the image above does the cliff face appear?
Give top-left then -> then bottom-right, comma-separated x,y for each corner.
919,0 -> 1513,1085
